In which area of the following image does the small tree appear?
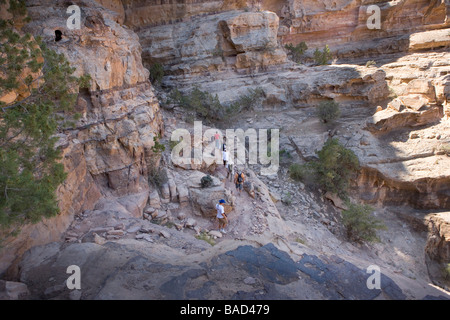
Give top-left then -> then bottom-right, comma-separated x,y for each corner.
0,7 -> 90,229
151,134 -> 166,154
149,62 -> 164,86
226,87 -> 265,115
313,138 -> 359,199
342,202 -> 386,243
168,86 -> 224,122
284,42 -> 308,63
289,163 -> 314,183
317,100 -> 341,124
314,45 -> 332,65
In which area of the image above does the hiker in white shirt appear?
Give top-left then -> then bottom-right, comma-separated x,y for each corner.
222,148 -> 228,167
216,199 -> 227,233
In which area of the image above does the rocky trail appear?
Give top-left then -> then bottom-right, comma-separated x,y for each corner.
1,0 -> 450,301
8,122 -> 449,300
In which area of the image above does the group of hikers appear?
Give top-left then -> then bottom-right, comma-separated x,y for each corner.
214,131 -> 246,193
213,132 -> 247,234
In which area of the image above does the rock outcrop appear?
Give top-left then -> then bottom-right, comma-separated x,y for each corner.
138,9 -> 287,76
425,212 -> 450,291
278,0 -> 450,58
0,0 -> 164,277
15,233 -> 449,300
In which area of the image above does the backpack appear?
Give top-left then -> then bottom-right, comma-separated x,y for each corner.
237,172 -> 244,183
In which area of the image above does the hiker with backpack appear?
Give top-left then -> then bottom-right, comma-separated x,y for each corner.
216,199 -> 227,233
234,169 -> 245,195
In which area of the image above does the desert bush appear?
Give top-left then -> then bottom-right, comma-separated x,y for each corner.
313,138 -> 359,198
444,263 -> 450,280
313,45 -> 332,65
226,87 -> 265,115
317,100 -> 341,124
201,175 -> 214,188
284,42 -> 308,63
148,166 -> 168,188
196,231 -> 215,246
168,86 -> 224,121
151,135 -> 166,154
342,202 -> 386,243
149,63 -> 164,85
289,163 -> 311,181
282,192 -> 293,205
289,139 -> 359,199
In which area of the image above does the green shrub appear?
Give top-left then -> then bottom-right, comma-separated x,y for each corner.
151,135 -> 165,154
149,62 -> 164,85
226,87 -> 265,115
365,60 -> 376,67
317,100 -> 341,124
201,175 -> 213,188
279,149 -> 292,159
169,139 -> 179,150
444,263 -> 450,280
289,163 -> 308,181
290,139 -> 359,198
313,45 -> 332,65
284,42 -> 308,63
313,138 -> 359,199
168,86 -> 224,121
342,202 -> 386,243
148,166 -> 168,188
282,192 -> 292,205
196,231 -> 215,246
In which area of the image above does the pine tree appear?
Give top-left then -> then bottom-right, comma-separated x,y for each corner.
313,45 -> 332,65
0,2 -> 90,230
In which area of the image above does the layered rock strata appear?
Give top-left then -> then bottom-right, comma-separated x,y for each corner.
0,0 -> 163,277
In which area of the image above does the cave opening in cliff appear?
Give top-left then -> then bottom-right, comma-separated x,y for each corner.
55,30 -> 62,42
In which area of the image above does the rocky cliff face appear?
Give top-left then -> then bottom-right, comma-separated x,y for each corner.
0,0 -> 164,277
425,212 -> 450,290
137,9 -> 287,76
1,0 -> 449,299
115,0 -> 450,69
278,0 -> 450,58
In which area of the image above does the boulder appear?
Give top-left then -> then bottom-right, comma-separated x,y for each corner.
94,233 -> 106,245
168,178 -> 178,202
149,190 -> 161,209
243,181 -> 255,199
185,218 -> 197,229
160,183 -> 170,201
190,186 -> 228,217
324,192 -> 348,211
177,184 -> 190,207
0,281 -> 29,300
208,230 -> 223,239
159,230 -> 171,239
366,106 -> 442,134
